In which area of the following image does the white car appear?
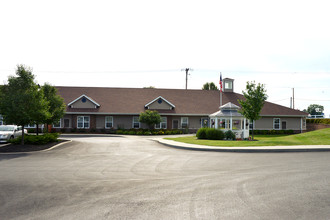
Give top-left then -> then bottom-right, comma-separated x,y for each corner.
0,125 -> 28,143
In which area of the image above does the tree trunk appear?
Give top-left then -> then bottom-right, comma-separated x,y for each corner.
36,124 -> 39,136
252,126 -> 254,140
21,125 -> 25,145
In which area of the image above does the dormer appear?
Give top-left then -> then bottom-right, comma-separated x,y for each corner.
223,78 -> 234,93
145,96 -> 175,110
67,94 -> 100,109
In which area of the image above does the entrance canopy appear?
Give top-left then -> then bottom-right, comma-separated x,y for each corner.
209,102 -> 249,139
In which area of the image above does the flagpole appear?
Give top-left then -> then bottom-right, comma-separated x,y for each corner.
220,72 -> 223,107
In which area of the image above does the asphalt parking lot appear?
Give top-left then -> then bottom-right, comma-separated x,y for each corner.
0,135 -> 329,219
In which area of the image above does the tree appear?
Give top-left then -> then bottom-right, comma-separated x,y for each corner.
139,110 -> 162,129
41,83 -> 66,132
202,82 -> 219,90
238,81 -> 268,140
0,65 -> 50,144
305,104 -> 324,116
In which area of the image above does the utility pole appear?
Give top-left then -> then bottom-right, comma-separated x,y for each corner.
292,88 -> 295,109
181,68 -> 192,90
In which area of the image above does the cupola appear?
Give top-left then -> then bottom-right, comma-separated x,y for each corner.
223,78 -> 234,93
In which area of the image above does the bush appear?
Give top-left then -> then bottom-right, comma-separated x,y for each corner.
137,131 -> 144,135
144,131 -> 152,135
128,131 -> 136,135
205,128 -> 224,140
196,128 -> 208,139
224,130 -> 236,140
9,133 -> 59,145
307,119 -> 330,125
116,130 -> 124,134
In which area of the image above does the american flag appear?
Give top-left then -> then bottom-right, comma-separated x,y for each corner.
219,73 -> 223,92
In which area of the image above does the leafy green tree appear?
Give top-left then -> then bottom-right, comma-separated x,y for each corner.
139,110 -> 162,129
238,81 -> 268,140
202,82 -> 219,90
41,83 -> 66,132
305,104 -> 324,115
0,65 -> 50,144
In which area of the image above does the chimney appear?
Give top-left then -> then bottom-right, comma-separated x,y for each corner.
223,78 -> 234,93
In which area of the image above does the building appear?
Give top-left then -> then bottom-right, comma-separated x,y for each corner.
53,78 -> 308,133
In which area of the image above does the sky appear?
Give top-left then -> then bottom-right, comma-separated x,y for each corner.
1,0 -> 330,117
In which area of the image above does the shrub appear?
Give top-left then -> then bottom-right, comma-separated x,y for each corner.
196,128 -> 208,139
224,130 -> 236,140
9,133 -> 59,145
128,131 -> 136,135
137,131 -> 144,135
116,130 -> 124,134
307,119 -> 330,125
143,131 -> 152,135
165,130 -> 172,135
205,128 -> 224,140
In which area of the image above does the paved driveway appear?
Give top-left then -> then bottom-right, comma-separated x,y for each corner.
0,135 -> 329,219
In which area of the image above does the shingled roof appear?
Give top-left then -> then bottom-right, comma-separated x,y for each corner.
56,86 -> 308,117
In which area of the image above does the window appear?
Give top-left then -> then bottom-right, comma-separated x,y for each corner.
225,82 -> 232,89
201,118 -> 209,128
181,117 -> 188,128
133,116 -> 140,128
273,118 -> 281,130
218,118 -> 226,129
249,120 -> 255,130
105,116 -> 113,128
53,119 -> 61,128
25,124 -> 36,128
77,116 -> 90,129
155,117 -> 167,129
303,118 -> 306,129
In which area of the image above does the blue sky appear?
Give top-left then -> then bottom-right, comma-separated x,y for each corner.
1,0 -> 330,116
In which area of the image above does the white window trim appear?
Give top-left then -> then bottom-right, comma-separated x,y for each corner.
132,116 -> 140,129
105,116 -> 113,129
181,117 -> 189,128
273,118 -> 281,130
155,117 -> 167,129
53,119 -> 62,128
77,116 -> 90,129
249,120 -> 255,130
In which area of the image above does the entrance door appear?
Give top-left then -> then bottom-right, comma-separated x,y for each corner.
173,120 -> 179,129
282,121 -> 287,130
64,119 -> 70,128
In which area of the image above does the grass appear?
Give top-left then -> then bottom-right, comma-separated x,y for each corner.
165,128 -> 330,147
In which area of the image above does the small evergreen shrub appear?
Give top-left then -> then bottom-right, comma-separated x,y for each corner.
224,130 -> 236,140
116,130 -> 123,134
205,128 -> 224,140
9,133 -> 59,145
128,131 -> 136,135
196,128 -> 208,139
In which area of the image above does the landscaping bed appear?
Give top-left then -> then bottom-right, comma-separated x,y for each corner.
0,133 -> 67,153
166,128 -> 330,147
0,140 -> 68,153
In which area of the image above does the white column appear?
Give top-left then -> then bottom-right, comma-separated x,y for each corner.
215,117 -> 218,129
230,117 -> 233,130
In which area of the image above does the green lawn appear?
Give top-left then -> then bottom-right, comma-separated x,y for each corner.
165,128 -> 330,147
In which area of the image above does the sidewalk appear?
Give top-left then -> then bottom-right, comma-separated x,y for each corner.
154,138 -> 330,153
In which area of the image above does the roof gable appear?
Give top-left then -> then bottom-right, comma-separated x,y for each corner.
145,96 -> 175,110
67,94 -> 100,109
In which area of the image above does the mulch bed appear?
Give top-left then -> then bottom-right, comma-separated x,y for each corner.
0,140 -> 69,153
